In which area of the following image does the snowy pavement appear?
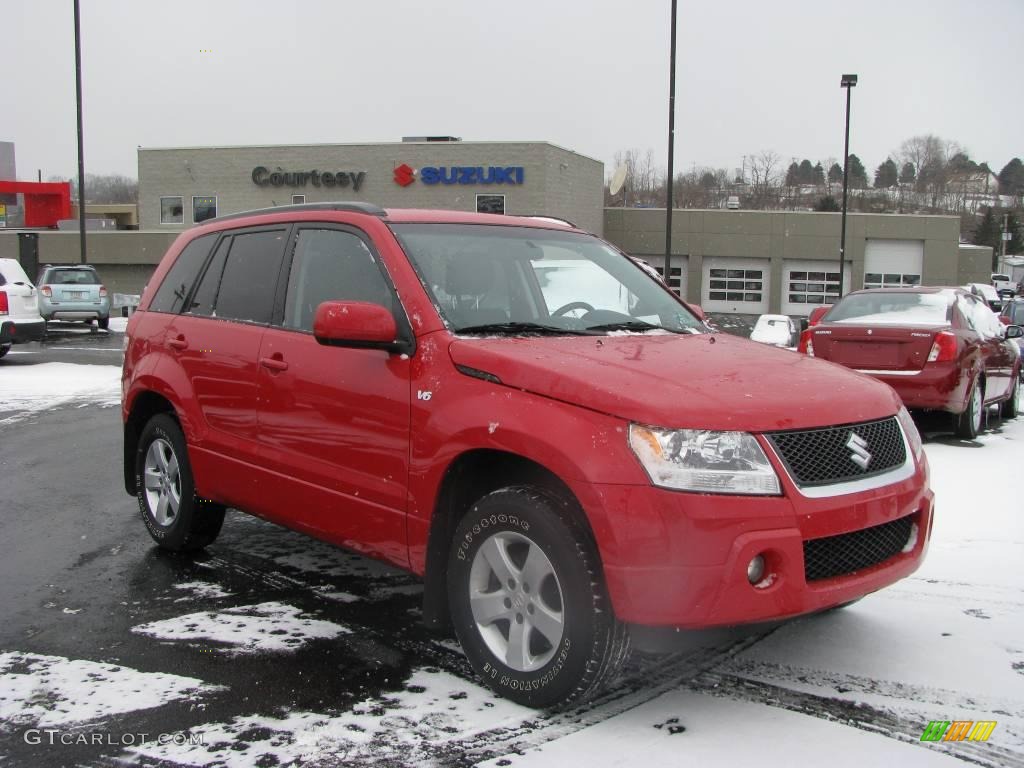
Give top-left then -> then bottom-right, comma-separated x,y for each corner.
0,359 -> 1021,767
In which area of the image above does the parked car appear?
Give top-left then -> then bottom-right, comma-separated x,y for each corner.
992,272 -> 1018,298
750,314 -> 798,347
999,297 -> 1024,327
0,258 -> 46,358
799,287 -> 1022,438
36,264 -> 112,329
123,203 -> 934,707
966,282 -> 1003,312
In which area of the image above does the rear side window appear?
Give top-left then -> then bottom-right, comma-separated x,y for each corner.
187,238 -> 230,317
212,229 -> 288,324
149,234 -> 217,314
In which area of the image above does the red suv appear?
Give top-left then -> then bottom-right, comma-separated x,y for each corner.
123,203 -> 934,707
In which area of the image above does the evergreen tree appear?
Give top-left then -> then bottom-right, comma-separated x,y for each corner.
1007,212 -> 1024,255
827,163 -> 843,183
700,171 -> 717,189
973,207 -> 999,250
874,158 -> 898,188
847,154 -> 868,188
998,158 -> 1024,196
899,162 -> 916,185
812,162 -> 826,186
798,159 -> 814,184
948,152 -> 977,174
815,195 -> 841,212
785,162 -> 800,187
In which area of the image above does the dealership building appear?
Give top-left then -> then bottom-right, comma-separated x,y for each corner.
1,136 -> 991,315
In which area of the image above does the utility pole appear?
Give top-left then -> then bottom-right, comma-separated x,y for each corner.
663,0 -> 678,291
1001,212 -> 1010,274
74,0 -> 87,264
838,74 -> 858,298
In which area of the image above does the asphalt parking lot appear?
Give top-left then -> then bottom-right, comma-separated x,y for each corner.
1,319 -> 1021,768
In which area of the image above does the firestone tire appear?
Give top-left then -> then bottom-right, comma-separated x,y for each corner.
953,378 -> 983,439
447,486 -> 630,709
1002,372 -> 1020,419
135,414 -> 225,551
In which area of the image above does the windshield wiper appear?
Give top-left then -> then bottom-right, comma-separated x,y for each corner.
456,321 -> 590,336
584,320 -> 683,334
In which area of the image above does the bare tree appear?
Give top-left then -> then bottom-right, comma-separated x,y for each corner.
48,173 -> 138,204
747,151 -> 782,209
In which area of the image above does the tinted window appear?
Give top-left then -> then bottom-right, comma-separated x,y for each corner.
283,229 -> 392,332
149,234 -> 217,314
187,237 -> 230,316
44,268 -> 100,285
213,230 -> 287,324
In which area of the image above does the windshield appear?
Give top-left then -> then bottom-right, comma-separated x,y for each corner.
826,291 -> 952,326
391,223 -> 704,335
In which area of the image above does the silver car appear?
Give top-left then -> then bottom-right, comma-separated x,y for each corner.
37,265 -> 112,328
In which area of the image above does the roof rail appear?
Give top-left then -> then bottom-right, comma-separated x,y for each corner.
205,201 -> 387,225
513,214 -> 577,228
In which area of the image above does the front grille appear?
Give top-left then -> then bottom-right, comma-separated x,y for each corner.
803,515 -> 915,582
767,417 -> 906,487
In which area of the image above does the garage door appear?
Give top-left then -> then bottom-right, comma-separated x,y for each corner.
863,239 -> 924,289
702,257 -> 770,314
634,254 -> 688,297
780,259 -> 851,316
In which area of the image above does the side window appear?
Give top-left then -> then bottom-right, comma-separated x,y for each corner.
186,237 -> 230,316
283,229 -> 393,333
214,230 -> 288,324
149,234 -> 217,314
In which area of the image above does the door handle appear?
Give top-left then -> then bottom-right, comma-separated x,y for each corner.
167,336 -> 187,350
260,355 -> 289,372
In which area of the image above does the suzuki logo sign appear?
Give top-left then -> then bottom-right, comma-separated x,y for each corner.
393,164 -> 416,187
392,164 -> 525,187
846,432 -> 873,470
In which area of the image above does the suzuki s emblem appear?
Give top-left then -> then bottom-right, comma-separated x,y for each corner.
846,432 -> 872,469
394,163 -> 416,187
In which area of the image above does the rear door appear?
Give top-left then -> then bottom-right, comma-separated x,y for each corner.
162,226 -> 290,509
255,225 -> 412,565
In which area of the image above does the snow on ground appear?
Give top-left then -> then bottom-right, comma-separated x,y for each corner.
171,581 -> 233,601
0,362 -> 120,423
0,652 -> 220,727
130,666 -> 531,767
131,601 -> 350,654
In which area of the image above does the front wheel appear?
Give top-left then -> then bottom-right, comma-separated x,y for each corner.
135,414 -> 225,551
1002,372 -> 1020,419
953,378 -> 984,439
447,487 -> 630,708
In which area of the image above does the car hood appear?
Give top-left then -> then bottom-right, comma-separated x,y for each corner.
448,332 -> 900,432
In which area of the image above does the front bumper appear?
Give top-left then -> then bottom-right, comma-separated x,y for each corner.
0,319 -> 46,345
584,451 -> 932,628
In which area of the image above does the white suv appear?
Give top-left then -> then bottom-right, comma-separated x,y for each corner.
0,258 -> 46,358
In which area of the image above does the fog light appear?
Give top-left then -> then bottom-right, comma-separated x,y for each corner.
747,555 -> 766,584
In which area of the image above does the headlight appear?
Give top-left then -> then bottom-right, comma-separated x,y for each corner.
896,406 -> 923,461
629,424 -> 781,495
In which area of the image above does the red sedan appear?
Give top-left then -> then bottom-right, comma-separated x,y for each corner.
799,287 -> 1023,438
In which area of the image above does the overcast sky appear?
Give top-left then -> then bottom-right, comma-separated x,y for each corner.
4,0 -> 1022,182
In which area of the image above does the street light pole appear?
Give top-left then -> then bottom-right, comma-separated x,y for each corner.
74,0 -> 87,264
838,74 -> 857,298
664,0 -> 677,291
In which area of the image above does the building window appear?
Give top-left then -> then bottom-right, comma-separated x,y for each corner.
787,270 -> 841,305
863,272 -> 921,289
160,196 -> 184,224
476,194 -> 505,215
192,195 -> 218,223
708,268 -> 763,303
291,194 -> 305,205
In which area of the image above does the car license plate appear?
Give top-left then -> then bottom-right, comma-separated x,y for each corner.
69,291 -> 85,298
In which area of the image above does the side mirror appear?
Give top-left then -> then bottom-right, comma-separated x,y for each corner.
1006,325 -> 1024,339
313,301 -> 398,350
684,302 -> 706,321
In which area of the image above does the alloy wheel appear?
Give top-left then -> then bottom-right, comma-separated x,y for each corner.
143,438 -> 181,526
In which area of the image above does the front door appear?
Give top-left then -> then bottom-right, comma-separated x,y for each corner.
256,226 -> 412,567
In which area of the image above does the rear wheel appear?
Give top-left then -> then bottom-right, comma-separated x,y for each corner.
447,486 -> 630,708
0,344 -> 9,359
953,378 -> 984,439
98,317 -> 110,330
1002,372 -> 1020,419
135,414 -> 225,551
